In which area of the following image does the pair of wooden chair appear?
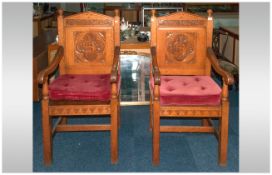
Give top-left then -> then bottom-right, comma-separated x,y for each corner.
38,9 -> 233,166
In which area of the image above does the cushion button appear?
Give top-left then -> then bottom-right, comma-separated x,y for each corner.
167,87 -> 175,92
164,78 -> 172,82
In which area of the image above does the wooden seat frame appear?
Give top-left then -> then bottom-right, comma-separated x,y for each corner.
149,9 -> 234,166
38,9 -> 121,166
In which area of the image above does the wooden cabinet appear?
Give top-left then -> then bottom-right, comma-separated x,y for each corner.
104,5 -> 140,23
33,12 -> 56,37
183,3 -> 239,13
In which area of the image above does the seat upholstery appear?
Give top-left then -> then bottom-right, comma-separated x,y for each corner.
49,74 -> 120,101
150,76 -> 222,106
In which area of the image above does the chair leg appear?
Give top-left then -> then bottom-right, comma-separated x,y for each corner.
202,119 -> 209,126
41,99 -> 52,166
219,100 -> 229,166
111,99 -> 118,164
60,117 -> 67,125
152,101 -> 160,165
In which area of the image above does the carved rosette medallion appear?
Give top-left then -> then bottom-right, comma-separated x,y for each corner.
74,31 -> 105,63
165,32 -> 196,64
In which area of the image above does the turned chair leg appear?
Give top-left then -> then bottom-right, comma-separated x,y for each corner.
219,101 -> 229,166
42,99 -> 52,166
152,101 -> 160,165
111,99 -> 118,164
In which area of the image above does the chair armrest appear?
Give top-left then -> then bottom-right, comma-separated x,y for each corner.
151,47 -> 161,85
110,46 -> 120,83
38,46 -> 64,84
207,47 -> 234,85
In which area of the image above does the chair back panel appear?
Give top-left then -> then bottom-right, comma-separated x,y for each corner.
58,11 -> 119,75
152,11 -> 212,75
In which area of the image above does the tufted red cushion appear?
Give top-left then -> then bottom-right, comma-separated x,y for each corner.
150,76 -> 222,106
49,74 -> 120,101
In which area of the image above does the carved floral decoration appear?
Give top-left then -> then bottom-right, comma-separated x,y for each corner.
74,31 -> 105,63
165,32 -> 196,64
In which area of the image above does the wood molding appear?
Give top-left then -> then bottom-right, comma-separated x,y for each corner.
66,19 -> 113,26
158,19 -> 206,26
49,105 -> 111,115
160,107 -> 221,117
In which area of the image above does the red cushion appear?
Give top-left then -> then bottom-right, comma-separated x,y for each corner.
49,74 -> 120,101
150,76 -> 222,106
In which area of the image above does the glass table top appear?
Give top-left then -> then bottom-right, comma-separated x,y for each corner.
120,54 -> 151,105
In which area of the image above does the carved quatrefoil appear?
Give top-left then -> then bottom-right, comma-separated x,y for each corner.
166,32 -> 196,64
74,31 -> 105,63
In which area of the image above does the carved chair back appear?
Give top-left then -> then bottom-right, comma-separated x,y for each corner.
150,10 -> 213,76
57,10 -> 120,75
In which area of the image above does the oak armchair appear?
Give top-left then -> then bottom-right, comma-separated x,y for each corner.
38,9 -> 121,165
149,9 -> 234,166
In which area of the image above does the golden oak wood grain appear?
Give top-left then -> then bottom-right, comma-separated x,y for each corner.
38,9 -> 120,166
150,9 -> 233,166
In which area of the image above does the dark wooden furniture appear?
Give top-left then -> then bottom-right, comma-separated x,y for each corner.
149,10 -> 234,166
38,9 -> 121,165
182,3 -> 239,13
33,29 -> 57,101
33,12 -> 56,37
47,42 -> 59,65
104,5 -> 140,23
212,28 -> 239,90
219,26 -> 239,65
121,36 -> 150,49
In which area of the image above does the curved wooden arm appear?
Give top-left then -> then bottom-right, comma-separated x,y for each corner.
110,46 -> 120,83
207,47 -> 234,85
151,47 -> 161,85
38,46 -> 64,84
